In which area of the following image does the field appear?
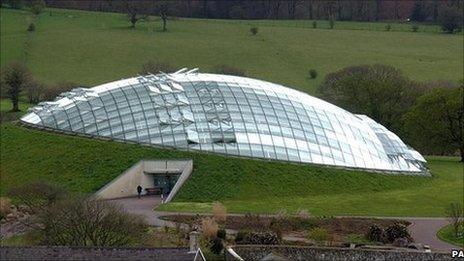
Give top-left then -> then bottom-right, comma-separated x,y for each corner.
1,8 -> 463,95
1,7 -> 463,218
0,121 -> 462,217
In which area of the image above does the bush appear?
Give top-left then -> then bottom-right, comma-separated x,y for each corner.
312,21 -> 317,28
411,25 -> 419,32
439,7 -> 463,33
392,237 -> 409,247
329,17 -> 334,29
366,224 -> 385,242
217,228 -> 226,240
212,202 -> 227,222
43,82 -> 76,101
385,24 -> 391,31
385,223 -> 411,243
213,64 -> 246,76
250,27 -> 258,35
210,237 -> 224,254
201,217 -> 218,240
235,231 -> 280,245
308,69 -> 318,79
27,23 -> 35,32
25,80 -> 46,104
307,227 -> 329,244
30,0 -> 44,15
140,60 -> 174,75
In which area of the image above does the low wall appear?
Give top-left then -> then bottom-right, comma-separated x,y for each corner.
0,246 -> 195,261
226,245 -> 452,261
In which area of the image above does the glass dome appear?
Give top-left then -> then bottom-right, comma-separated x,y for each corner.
21,69 -> 427,174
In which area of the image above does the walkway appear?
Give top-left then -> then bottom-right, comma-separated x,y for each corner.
110,196 -> 460,252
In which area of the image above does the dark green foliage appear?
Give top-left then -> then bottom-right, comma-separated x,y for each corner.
213,64 -> 246,77
312,21 -> 317,28
29,0 -> 44,15
329,17 -> 334,29
1,62 -> 32,112
250,27 -> 258,35
308,69 -> 317,79
410,0 -> 426,22
5,0 -> 23,9
366,224 -> 385,242
439,7 -> 463,34
235,231 -> 280,245
385,24 -> 391,31
27,23 -> 35,32
385,223 -> 411,243
318,64 -> 422,134
403,87 -> 463,161
217,228 -> 226,240
411,25 -> 419,32
210,237 -> 224,254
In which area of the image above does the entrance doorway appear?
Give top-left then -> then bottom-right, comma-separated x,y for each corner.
152,173 -> 180,195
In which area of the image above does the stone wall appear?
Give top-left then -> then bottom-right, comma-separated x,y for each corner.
226,245 -> 452,261
0,246 -> 196,261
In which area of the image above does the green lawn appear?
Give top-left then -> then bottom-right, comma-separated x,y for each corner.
0,122 -> 462,217
437,223 -> 464,248
1,8 -> 463,94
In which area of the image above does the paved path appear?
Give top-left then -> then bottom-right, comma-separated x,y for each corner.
110,196 -> 461,252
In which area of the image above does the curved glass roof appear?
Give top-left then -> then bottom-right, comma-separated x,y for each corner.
21,69 -> 427,174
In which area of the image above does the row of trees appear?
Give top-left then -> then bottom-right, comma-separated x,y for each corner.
318,64 -> 463,161
22,0 -> 463,22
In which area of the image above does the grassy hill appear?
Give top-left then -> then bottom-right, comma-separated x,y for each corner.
1,8 -> 463,94
1,122 -> 462,217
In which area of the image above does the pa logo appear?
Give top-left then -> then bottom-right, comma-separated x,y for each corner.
451,250 -> 464,258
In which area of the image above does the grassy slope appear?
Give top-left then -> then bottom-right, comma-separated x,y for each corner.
437,224 -> 464,248
1,8 -> 463,95
1,123 -> 462,217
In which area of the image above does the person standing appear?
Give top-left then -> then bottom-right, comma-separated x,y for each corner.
137,185 -> 142,199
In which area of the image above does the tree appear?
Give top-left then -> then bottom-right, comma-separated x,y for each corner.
1,62 -> 32,112
154,1 -> 172,32
5,0 -> 23,9
42,82 -> 77,101
403,86 -> 464,161
9,182 -> 148,246
25,80 -> 46,104
410,0 -> 426,22
438,6 -> 463,33
121,0 -> 148,29
317,64 -> 421,133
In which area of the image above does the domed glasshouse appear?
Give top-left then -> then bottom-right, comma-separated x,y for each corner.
21,69 -> 427,174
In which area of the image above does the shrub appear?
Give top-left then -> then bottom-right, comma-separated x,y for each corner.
307,227 -> 329,244
140,60 -> 174,74
312,21 -> 317,28
411,25 -> 419,32
439,7 -> 463,34
0,197 -> 12,219
385,24 -> 391,31
250,27 -> 258,35
308,69 -> 318,79
329,17 -> 334,29
366,224 -> 385,242
213,64 -> 246,76
201,217 -> 218,240
445,202 -> 463,237
27,23 -> 35,32
392,237 -> 409,247
217,228 -> 226,240
210,237 -> 224,254
30,0 -> 45,15
212,202 -> 227,222
235,230 -> 249,243
385,223 -> 411,243
43,82 -> 76,101
25,80 -> 46,104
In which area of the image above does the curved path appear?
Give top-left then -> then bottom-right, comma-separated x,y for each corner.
110,196 -> 461,252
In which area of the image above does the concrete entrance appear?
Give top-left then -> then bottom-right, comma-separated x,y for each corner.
95,159 -> 193,203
